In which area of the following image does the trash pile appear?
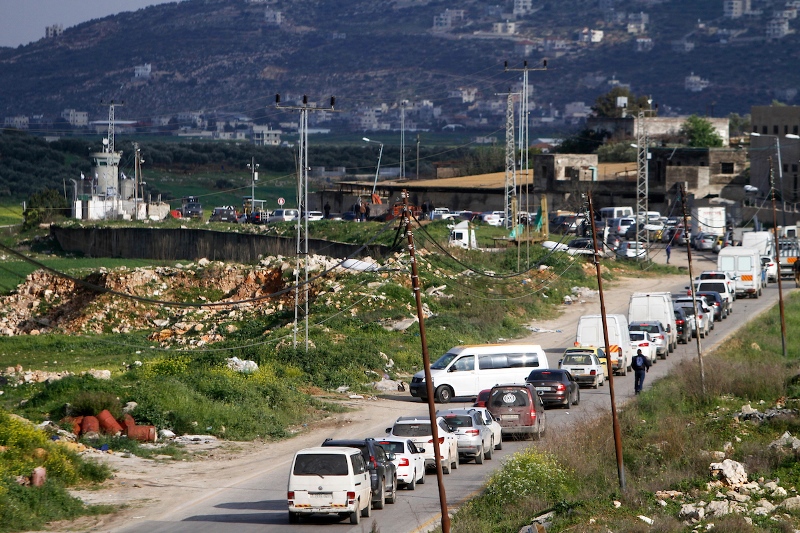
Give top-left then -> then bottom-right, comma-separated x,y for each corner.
61,409 -> 156,442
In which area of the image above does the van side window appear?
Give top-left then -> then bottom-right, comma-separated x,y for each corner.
350,454 -> 365,474
452,356 -> 474,372
506,354 -> 540,368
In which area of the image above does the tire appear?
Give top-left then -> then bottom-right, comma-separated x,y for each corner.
573,389 -> 580,406
600,374 -> 605,386
361,496 -> 371,517
532,420 -> 542,441
435,385 -> 453,404
418,469 -> 425,484
592,376 -> 599,389
475,446 -> 484,464
351,509 -> 360,525
495,437 -> 503,450
485,440 -> 493,460
288,511 -> 299,524
407,471 -> 416,490
386,476 -> 397,504
442,460 -> 450,475
452,454 -> 458,470
373,482 -> 384,510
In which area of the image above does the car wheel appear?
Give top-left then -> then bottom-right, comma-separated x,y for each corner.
435,385 -> 453,404
573,389 -> 580,406
442,457 -> 450,475
386,476 -> 397,504
592,376 -> 599,389
418,468 -> 425,484
475,446 -> 484,464
361,496 -> 371,517
495,436 -> 503,450
600,374 -> 605,386
485,440 -> 493,460
373,481 -> 384,509
289,511 -> 299,523
407,471 -> 416,490
351,507 -> 361,524
532,420 -> 542,441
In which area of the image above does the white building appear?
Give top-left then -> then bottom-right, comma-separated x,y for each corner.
134,63 -> 152,79
636,37 -> 654,51
265,8 -> 282,25
767,17 -> 791,39
61,109 -> 89,127
685,72 -> 710,92
448,87 -> 478,104
252,125 -> 282,146
433,9 -> 465,31
45,24 -> 63,39
4,116 -> 29,129
513,0 -> 534,16
723,0 -> 752,18
493,21 -> 517,34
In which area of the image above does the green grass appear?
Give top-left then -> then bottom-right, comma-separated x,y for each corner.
442,292 -> 800,532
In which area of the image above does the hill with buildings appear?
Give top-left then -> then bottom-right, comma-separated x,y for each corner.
0,0 -> 799,138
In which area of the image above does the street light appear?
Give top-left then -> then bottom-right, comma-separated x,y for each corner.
246,158 -> 259,216
363,137 -> 384,196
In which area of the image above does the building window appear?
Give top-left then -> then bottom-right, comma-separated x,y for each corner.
785,125 -> 789,134
763,125 -> 768,134
784,163 -> 789,174
774,125 -> 779,135
795,125 -> 799,135
793,164 -> 798,173
700,161 -> 707,167
720,162 -> 735,174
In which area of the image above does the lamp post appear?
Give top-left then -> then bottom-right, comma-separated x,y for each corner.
363,137 -> 384,196
246,158 -> 259,216
751,132 -> 800,227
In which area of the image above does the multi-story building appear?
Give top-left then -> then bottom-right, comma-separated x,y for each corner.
749,105 -> 800,202
45,24 -> 63,39
493,21 -> 517,34
685,72 -> 710,92
767,18 -> 790,39
513,0 -> 534,16
251,125 -> 282,146
61,109 -> 89,127
433,9 -> 465,31
134,63 -> 152,80
4,116 -> 29,130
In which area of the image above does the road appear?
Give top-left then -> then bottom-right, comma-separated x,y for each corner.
110,250 -> 790,533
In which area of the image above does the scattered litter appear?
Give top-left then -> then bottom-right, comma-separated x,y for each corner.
348,394 -> 364,399
525,326 -> 562,333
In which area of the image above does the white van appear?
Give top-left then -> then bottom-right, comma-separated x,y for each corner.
575,314 -> 633,375
741,231 -> 775,257
627,292 -> 677,352
288,446 -> 372,524
408,344 -> 549,403
717,247 -> 762,298
599,207 -> 635,223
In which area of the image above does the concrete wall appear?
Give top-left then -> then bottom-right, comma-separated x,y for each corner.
50,227 -> 390,262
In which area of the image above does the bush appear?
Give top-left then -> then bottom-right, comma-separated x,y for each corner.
70,391 -> 123,420
485,448 -> 572,502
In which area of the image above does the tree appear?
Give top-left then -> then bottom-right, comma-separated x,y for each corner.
23,188 -> 69,229
728,113 -> 750,137
681,115 -> 723,148
591,87 -> 654,118
555,129 -> 606,154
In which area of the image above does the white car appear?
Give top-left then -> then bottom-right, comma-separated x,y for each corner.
615,240 -> 648,259
373,437 -> 426,490
696,271 -> 737,301
467,407 -> 503,451
761,255 -> 779,283
302,210 -> 323,221
267,208 -> 299,223
628,330 -> 657,364
558,351 -> 606,389
385,416 -> 459,474
479,211 -> 504,226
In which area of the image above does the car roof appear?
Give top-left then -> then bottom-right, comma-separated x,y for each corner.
297,446 -> 361,455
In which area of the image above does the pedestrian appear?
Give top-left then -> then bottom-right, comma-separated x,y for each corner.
794,256 -> 800,288
365,203 -> 371,220
323,201 -> 331,219
666,243 -> 671,264
631,348 -> 651,395
359,202 -> 366,222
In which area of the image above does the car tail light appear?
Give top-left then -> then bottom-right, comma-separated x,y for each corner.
466,429 -> 479,436
369,456 -> 378,469
590,370 -> 597,375
656,334 -> 664,340
288,491 -> 295,501
347,491 -> 356,503
529,406 -> 537,420
399,458 -> 409,467
556,383 -> 566,391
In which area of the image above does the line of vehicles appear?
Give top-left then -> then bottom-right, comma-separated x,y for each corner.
286,260 -> 755,525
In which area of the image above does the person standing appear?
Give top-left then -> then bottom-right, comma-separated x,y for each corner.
323,201 -> 331,219
631,348 -> 651,395
666,243 -> 671,264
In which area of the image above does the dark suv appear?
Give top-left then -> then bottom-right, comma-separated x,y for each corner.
486,383 -> 547,441
673,307 -> 692,344
321,438 -> 398,509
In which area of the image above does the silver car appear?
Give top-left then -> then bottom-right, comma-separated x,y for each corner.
436,409 -> 495,464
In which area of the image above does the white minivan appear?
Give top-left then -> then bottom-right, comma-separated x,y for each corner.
288,446 -> 372,525
717,247 -> 762,298
628,292 -> 677,352
408,344 -> 549,403
575,314 -> 633,375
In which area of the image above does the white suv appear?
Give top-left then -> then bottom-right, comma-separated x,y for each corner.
267,209 -> 299,223
385,416 -> 459,473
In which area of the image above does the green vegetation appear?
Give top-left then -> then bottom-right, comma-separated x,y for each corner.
681,114 -> 724,148
443,293 -> 800,532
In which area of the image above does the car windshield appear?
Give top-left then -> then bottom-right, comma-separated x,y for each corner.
392,423 -> 432,437
442,415 -> 473,428
375,441 -> 404,454
631,324 -> 659,333
490,389 -> 529,407
431,352 -> 459,370
527,370 -> 561,381
562,354 -> 591,365
629,332 -> 646,341
293,454 -> 348,476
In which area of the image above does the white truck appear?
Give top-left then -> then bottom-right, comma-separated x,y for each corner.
575,314 -> 633,376
627,292 -> 677,353
741,231 -> 775,258
717,246 -> 762,298
691,206 -> 726,237
448,220 -> 477,249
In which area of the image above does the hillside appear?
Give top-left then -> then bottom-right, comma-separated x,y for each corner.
1,0 -> 799,131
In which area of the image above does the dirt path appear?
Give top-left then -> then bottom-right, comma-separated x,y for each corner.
61,251 -> 718,532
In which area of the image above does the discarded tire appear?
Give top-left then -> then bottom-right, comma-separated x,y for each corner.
126,425 -> 156,442
97,410 -> 124,435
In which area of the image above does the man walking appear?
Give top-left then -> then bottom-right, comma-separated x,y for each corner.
666,243 -> 671,264
631,348 -> 651,395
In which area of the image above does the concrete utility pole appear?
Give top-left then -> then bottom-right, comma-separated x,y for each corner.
276,94 -> 336,351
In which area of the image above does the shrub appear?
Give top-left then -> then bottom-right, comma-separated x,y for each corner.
484,448 -> 572,503
70,391 -> 123,420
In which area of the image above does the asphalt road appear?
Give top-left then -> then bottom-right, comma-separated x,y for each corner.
112,250 -> 790,533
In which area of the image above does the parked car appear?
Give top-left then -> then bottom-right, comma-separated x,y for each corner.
320,438 -> 398,509
385,416 -> 459,474
628,330 -> 658,364
287,446 -> 372,524
697,291 -> 728,321
609,216 -> 636,236
673,307 -> 693,344
437,409 -> 496,464
249,210 -> 269,224
525,369 -> 580,408
558,351 -> 605,389
302,210 -> 324,221
695,232 -> 719,251
629,321 -> 668,358
565,237 -> 597,256
479,211 -> 504,226
267,208 -> 300,223
762,255 -> 779,283
373,437 -> 426,490
209,206 -> 238,222
467,407 -> 503,451
615,240 -> 648,260
486,383 -> 547,440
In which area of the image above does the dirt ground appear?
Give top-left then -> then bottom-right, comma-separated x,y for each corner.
60,252 -> 715,533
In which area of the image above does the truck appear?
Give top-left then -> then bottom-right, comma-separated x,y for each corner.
691,206 -> 726,238
448,220 -> 477,249
741,231 -> 775,258
575,314 -> 633,376
627,292 -> 677,353
179,196 -> 203,219
778,237 -> 800,278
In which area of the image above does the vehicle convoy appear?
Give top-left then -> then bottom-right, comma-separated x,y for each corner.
287,447 -> 372,524
437,409 -> 495,464
717,246 -> 762,298
372,437 -> 426,490
486,383 -> 547,440
558,350 -> 605,388
385,416 -> 459,474
575,314 -> 633,375
320,438 -> 398,509
409,344 -> 549,403
627,292 -> 677,352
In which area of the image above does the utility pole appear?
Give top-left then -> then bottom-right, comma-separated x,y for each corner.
495,89 -> 518,229
770,158 -> 788,358
400,100 -> 407,179
416,134 -> 421,180
276,94 -> 336,351
635,99 -> 655,261
587,192 -> 626,491
680,184 -> 706,394
247,157 -> 259,213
